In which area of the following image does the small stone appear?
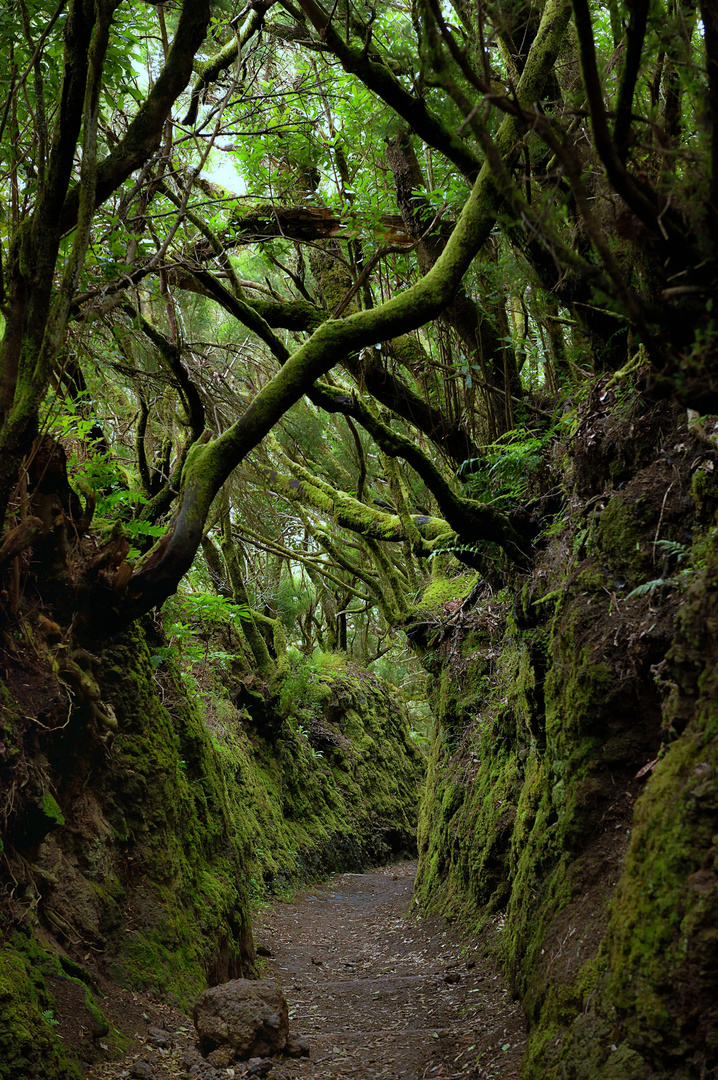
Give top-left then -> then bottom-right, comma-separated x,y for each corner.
247,1058 -> 274,1077
187,1065 -> 219,1080
207,1046 -> 236,1068
148,1026 -> 173,1049
130,1061 -> 155,1080
179,1050 -> 205,1070
284,1034 -> 310,1058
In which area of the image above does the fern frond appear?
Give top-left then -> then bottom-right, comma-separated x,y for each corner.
653,539 -> 689,562
626,577 -> 676,599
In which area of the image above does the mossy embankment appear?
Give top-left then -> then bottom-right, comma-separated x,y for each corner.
413,387 -> 718,1079
0,620 -> 423,1080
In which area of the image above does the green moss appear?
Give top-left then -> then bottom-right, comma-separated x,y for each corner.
414,523 -> 694,1078
415,613 -> 536,924
691,466 -> 718,523
593,497 -> 651,583
0,935 -> 88,1080
0,950 -> 81,1080
1,619 -> 424,1079
110,917 -> 206,1009
603,550 -> 718,1053
39,792 -> 65,826
418,571 -> 478,614
410,409 -> 718,1079
574,564 -> 608,592
599,707 -> 718,1066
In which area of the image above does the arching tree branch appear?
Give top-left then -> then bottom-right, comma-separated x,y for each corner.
107,0 -> 571,626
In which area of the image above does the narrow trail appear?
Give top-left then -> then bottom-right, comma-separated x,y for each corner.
255,862 -> 525,1080
89,863 -> 525,1080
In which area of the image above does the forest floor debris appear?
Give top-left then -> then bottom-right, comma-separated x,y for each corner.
86,862 -> 525,1080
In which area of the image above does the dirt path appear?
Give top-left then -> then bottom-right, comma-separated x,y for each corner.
88,862 -> 525,1080
255,862 -> 525,1080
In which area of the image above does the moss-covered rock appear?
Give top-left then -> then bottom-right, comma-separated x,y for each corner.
0,942 -> 84,1080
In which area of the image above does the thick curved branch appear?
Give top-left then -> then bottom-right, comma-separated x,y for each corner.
264,464 -> 451,550
122,198 -> 483,621
183,238 -> 483,466
109,1 -> 570,626
183,262 -> 482,464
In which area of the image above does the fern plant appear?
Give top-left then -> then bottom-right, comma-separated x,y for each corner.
625,578 -> 674,599
626,540 -> 694,599
652,539 -> 690,562
458,429 -> 547,508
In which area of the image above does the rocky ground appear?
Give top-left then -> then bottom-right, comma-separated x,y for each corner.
86,862 -> 525,1080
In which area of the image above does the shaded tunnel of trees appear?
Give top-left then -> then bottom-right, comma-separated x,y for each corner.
0,0 -> 715,648
1,0 -> 717,1076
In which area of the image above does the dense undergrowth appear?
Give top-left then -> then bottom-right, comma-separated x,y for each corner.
413,384 -> 718,1079
0,611 -> 423,1078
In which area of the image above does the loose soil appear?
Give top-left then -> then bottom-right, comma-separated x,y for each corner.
86,862 -> 525,1080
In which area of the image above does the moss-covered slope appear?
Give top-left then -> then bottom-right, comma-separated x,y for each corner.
413,391 -> 718,1079
0,623 -> 423,1079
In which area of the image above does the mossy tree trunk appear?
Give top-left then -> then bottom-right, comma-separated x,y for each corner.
0,0 -> 211,530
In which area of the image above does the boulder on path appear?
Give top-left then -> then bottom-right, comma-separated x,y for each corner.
193,979 -> 289,1060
